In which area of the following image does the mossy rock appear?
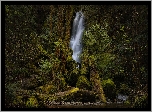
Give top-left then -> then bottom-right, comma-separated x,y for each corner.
101,79 -> 116,101
76,75 -> 91,90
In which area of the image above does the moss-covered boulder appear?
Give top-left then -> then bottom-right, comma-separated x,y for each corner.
76,75 -> 91,90
101,79 -> 116,101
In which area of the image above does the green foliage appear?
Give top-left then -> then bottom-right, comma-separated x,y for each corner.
82,23 -> 115,79
117,83 -> 130,95
81,23 -> 115,103
98,53 -> 115,69
5,5 -> 41,84
12,96 -> 25,108
5,83 -> 20,107
101,79 -> 116,100
59,77 -> 67,91
5,83 -> 28,108
133,94 -> 148,108
76,75 -> 91,90
36,84 -> 57,94
26,96 -> 39,108
124,100 -> 130,105
39,59 -> 53,74
64,71 -> 79,87
21,77 -> 40,90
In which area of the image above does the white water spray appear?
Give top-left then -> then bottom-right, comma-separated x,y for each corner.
70,11 -> 85,68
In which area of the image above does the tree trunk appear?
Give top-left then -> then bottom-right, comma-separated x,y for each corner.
90,67 -> 106,103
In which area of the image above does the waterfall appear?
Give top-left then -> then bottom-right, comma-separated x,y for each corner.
70,11 -> 85,68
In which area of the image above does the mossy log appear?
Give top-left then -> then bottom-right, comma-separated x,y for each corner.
35,87 -> 104,107
15,85 -> 106,108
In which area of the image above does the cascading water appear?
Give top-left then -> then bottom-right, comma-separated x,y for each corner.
70,11 -> 85,68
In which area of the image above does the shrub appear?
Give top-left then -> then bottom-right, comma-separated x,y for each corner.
101,79 -> 116,101
26,96 -> 39,108
59,77 -> 67,91
133,94 -> 148,108
36,84 -> 57,94
5,82 -> 22,108
21,77 -> 39,90
117,83 -> 130,95
124,100 -> 130,105
12,96 -> 25,108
